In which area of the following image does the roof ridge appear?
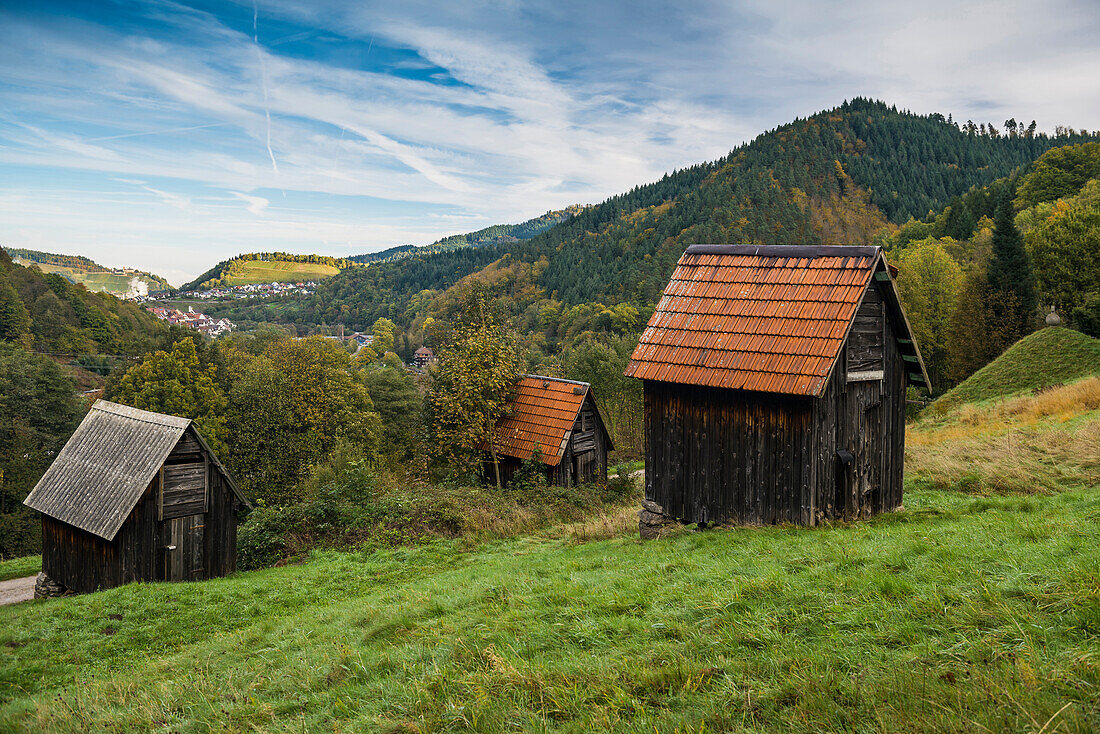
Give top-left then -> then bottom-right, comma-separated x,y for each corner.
684,244 -> 881,259
92,400 -> 192,429
524,373 -> 590,388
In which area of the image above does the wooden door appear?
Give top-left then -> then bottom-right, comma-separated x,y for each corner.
841,380 -> 883,519
160,515 -> 206,582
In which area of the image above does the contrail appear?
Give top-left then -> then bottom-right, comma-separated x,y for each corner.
84,122 -> 233,142
253,0 -> 279,176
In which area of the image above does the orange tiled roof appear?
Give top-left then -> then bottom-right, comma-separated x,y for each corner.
625,245 -> 886,397
490,375 -> 588,466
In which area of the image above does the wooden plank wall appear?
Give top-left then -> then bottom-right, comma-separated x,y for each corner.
202,460 -> 239,578
162,432 -> 207,519
811,281 -> 906,521
644,380 -> 815,525
848,288 -> 885,372
42,479 -> 160,594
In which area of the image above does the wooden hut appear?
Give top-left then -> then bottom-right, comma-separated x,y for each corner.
23,400 -> 250,595
625,245 -> 929,531
485,375 -> 614,487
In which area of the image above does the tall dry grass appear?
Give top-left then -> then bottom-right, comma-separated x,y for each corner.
907,377 -> 1100,494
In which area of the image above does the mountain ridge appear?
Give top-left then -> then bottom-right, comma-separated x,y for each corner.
208,99 -> 1099,335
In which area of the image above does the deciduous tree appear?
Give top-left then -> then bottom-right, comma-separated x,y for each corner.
107,337 -> 228,454
428,289 -> 523,487
0,343 -> 81,557
892,239 -> 964,391
1025,183 -> 1100,325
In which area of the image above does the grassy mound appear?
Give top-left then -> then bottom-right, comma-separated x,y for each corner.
931,327 -> 1100,414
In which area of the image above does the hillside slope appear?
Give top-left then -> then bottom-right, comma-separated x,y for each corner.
231,99 -> 1098,332
180,253 -> 358,291
929,327 -> 1100,413
2,483 -> 1098,731
350,206 -> 584,265
0,249 -> 168,356
4,248 -> 172,295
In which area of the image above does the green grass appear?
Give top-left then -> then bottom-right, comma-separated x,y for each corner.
0,556 -> 39,582
1,485 -> 1098,732
931,327 -> 1100,413
220,261 -> 338,286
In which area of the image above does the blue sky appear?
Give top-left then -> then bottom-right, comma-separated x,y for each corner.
1,0 -> 1098,285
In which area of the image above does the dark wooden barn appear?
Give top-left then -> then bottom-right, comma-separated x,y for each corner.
625,245 -> 929,531
23,400 -> 250,595
485,375 -> 614,487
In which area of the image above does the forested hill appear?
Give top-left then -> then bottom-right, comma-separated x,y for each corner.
350,206 -> 585,264
217,99 -> 1098,331
4,247 -> 173,294
0,249 -> 169,356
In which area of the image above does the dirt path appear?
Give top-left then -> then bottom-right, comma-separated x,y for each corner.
0,576 -> 35,606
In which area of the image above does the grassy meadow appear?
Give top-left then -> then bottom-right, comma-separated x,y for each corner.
1,351 -> 1098,731
219,261 -> 339,286
0,557 -> 39,583
0,485 -> 1097,732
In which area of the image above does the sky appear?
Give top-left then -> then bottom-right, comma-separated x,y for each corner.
1,1 -> 1098,285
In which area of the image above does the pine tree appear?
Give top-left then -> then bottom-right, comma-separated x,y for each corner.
988,189 -> 1037,324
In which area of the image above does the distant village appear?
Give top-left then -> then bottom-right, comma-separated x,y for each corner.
180,281 -> 320,300
146,305 -> 235,338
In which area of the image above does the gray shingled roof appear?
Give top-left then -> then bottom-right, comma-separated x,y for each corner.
23,400 -> 246,541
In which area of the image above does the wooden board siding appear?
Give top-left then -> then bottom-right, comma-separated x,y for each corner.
160,462 -> 207,519
644,380 -> 815,525
161,514 -> 204,582
847,289 -> 885,374
203,466 -> 239,578
812,281 -> 906,522
42,478 -> 161,594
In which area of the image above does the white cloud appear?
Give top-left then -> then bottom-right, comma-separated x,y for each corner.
141,185 -> 191,210
0,0 -> 1097,281
230,191 -> 269,214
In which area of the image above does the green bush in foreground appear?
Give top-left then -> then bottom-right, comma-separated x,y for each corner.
237,456 -> 637,570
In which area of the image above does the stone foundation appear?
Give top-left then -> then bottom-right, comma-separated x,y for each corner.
34,572 -> 71,599
639,499 -> 676,540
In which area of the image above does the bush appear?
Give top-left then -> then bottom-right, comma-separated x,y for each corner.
236,454 -> 641,569
237,506 -> 299,571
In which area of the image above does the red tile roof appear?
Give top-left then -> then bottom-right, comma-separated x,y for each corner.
490,375 -> 589,466
626,245 -> 894,397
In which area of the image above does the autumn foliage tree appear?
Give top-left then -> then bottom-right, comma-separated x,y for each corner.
1025,182 -> 1100,326
223,335 -> 382,505
891,238 -> 963,391
428,288 -> 524,487
107,337 -> 228,454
